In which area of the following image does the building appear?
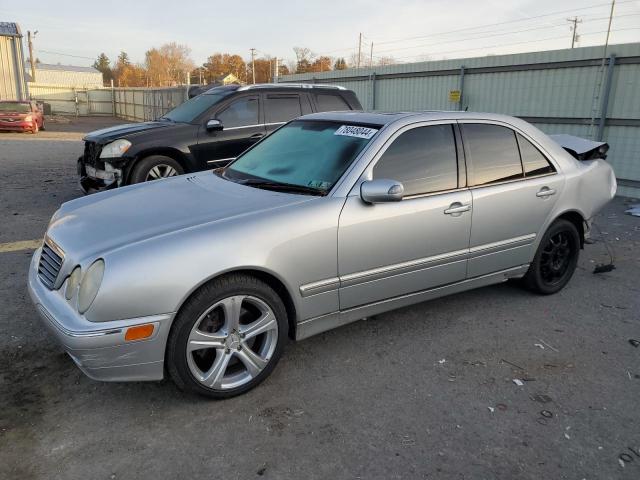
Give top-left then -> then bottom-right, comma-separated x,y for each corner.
26,63 -> 103,87
0,21 -> 28,100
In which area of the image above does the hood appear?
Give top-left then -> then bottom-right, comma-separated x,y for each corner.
83,121 -> 175,143
549,134 -> 609,161
47,171 -> 314,261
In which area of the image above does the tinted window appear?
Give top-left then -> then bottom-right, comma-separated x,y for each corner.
161,91 -> 233,123
265,95 -> 302,123
373,125 -> 458,196
463,124 -> 523,186
517,133 -> 555,177
315,94 -> 350,112
218,97 -> 259,128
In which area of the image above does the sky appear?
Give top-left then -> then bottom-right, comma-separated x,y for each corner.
1,0 -> 639,69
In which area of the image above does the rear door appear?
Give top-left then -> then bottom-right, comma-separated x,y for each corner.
338,122 -> 472,309
195,95 -> 264,168
460,121 -> 564,278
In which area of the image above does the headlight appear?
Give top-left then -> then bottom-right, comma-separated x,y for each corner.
65,267 -> 81,300
100,139 -> 131,159
78,260 -> 105,314
24,115 -> 33,122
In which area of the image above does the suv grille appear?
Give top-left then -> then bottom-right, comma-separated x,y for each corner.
83,141 -> 103,168
38,240 -> 64,289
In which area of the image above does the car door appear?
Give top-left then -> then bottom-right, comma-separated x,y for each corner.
459,121 -> 564,278
337,122 -> 472,310
195,95 -> 265,168
262,93 -> 311,135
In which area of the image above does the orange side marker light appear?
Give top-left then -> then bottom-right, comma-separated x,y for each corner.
125,324 -> 155,342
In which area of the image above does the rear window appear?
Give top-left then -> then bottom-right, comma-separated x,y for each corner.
314,94 -> 350,112
517,133 -> 556,177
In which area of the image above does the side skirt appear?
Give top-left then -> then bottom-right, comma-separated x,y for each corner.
295,264 -> 529,341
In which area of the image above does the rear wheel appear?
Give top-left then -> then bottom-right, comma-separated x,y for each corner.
523,219 -> 580,295
130,155 -> 184,184
166,274 -> 288,399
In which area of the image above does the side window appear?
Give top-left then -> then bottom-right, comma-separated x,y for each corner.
217,97 -> 259,128
462,124 -> 523,186
373,124 -> 458,196
265,95 -> 302,124
300,94 -> 313,115
314,94 -> 350,112
517,133 -> 556,177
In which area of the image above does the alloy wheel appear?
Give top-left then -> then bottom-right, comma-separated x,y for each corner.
186,295 -> 278,391
146,164 -> 178,181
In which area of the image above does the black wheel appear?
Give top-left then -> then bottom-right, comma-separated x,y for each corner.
523,219 -> 580,295
130,155 -> 184,184
166,274 -> 288,399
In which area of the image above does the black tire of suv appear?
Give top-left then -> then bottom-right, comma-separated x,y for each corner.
522,219 -> 580,295
130,155 -> 184,184
166,274 -> 288,399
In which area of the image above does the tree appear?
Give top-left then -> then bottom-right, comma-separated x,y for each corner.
253,58 -> 274,83
310,56 -> 332,72
334,58 -> 347,70
117,51 -> 130,66
145,42 -> 195,86
93,53 -> 112,85
113,51 -> 145,87
202,53 -> 247,83
376,56 -> 396,66
293,47 -> 314,74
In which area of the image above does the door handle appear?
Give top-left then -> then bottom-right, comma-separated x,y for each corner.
444,203 -> 471,215
536,187 -> 556,198
250,133 -> 265,140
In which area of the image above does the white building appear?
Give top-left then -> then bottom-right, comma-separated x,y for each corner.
27,63 -> 103,87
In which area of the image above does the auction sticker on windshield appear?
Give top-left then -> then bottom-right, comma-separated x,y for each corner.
334,125 -> 378,139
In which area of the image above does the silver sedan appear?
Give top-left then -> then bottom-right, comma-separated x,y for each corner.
28,111 -> 616,398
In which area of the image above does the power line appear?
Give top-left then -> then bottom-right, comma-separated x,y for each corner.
36,49 -> 95,60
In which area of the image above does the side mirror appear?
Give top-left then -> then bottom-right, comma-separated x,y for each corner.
360,179 -> 404,204
206,119 -> 223,131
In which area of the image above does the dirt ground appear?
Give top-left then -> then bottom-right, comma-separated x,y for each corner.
0,117 -> 639,480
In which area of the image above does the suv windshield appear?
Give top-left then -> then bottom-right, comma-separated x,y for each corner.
0,102 -> 30,113
160,90 -> 234,123
224,120 -> 379,194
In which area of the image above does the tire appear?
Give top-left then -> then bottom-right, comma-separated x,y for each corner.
523,219 -> 580,295
31,122 -> 39,134
166,274 -> 288,399
130,155 -> 184,184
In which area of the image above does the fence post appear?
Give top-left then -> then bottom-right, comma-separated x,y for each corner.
371,72 -> 376,112
458,65 -> 465,111
110,79 -> 116,116
597,54 -> 616,142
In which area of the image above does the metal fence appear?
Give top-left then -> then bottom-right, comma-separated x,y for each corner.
280,42 -> 640,198
113,87 -> 188,122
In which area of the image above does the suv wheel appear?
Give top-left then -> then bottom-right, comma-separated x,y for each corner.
130,155 -> 184,183
166,274 -> 288,399
523,219 -> 580,295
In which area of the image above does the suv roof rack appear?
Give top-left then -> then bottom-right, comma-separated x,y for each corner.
237,83 -> 346,91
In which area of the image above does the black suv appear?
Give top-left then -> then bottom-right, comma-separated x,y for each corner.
78,84 -> 362,192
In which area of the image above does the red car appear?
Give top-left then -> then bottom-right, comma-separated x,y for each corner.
0,100 -> 45,134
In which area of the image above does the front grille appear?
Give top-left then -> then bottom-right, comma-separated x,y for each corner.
83,141 -> 104,168
38,240 -> 64,289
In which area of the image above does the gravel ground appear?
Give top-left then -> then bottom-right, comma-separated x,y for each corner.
0,118 -> 639,480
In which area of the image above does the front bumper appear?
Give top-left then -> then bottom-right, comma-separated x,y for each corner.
0,120 -> 34,131
77,156 -> 121,194
27,248 -> 173,382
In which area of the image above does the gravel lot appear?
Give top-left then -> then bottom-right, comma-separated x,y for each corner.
1,117 -> 639,480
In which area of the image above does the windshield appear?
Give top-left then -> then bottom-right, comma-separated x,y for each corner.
160,91 -> 233,123
0,102 -> 30,113
224,120 -> 379,194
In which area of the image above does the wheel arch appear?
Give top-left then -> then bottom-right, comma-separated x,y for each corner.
553,209 -> 586,248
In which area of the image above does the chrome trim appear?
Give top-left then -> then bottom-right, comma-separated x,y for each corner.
238,83 -> 346,91
221,122 -> 284,131
207,157 -> 236,164
469,233 -> 536,255
469,172 -> 558,190
299,277 -> 340,297
44,234 -> 65,261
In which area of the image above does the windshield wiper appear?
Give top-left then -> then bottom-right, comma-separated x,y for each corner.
239,178 -> 326,196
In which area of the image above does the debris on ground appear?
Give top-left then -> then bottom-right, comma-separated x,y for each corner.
538,339 -> 559,352
593,263 -> 616,274
531,394 -> 553,403
540,410 -> 553,418
513,379 -> 524,386
625,204 -> 640,217
438,358 -> 446,364
629,339 -> 640,348
534,343 -> 545,350
488,406 -> 495,413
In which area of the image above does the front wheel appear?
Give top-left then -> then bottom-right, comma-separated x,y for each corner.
130,155 -> 184,184
166,274 -> 288,399
523,219 -> 580,295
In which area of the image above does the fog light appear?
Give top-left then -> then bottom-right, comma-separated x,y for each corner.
125,324 -> 155,342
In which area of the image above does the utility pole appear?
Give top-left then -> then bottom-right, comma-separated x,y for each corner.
274,58 -> 279,83
27,30 -> 37,82
566,17 -> 582,48
357,33 -> 362,69
250,48 -> 256,84
369,42 -> 374,68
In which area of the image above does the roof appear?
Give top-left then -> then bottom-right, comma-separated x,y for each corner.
33,63 -> 100,74
0,22 -> 21,37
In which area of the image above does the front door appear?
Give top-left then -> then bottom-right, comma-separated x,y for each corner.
459,122 -> 564,278
338,123 -> 472,310
195,95 -> 265,168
